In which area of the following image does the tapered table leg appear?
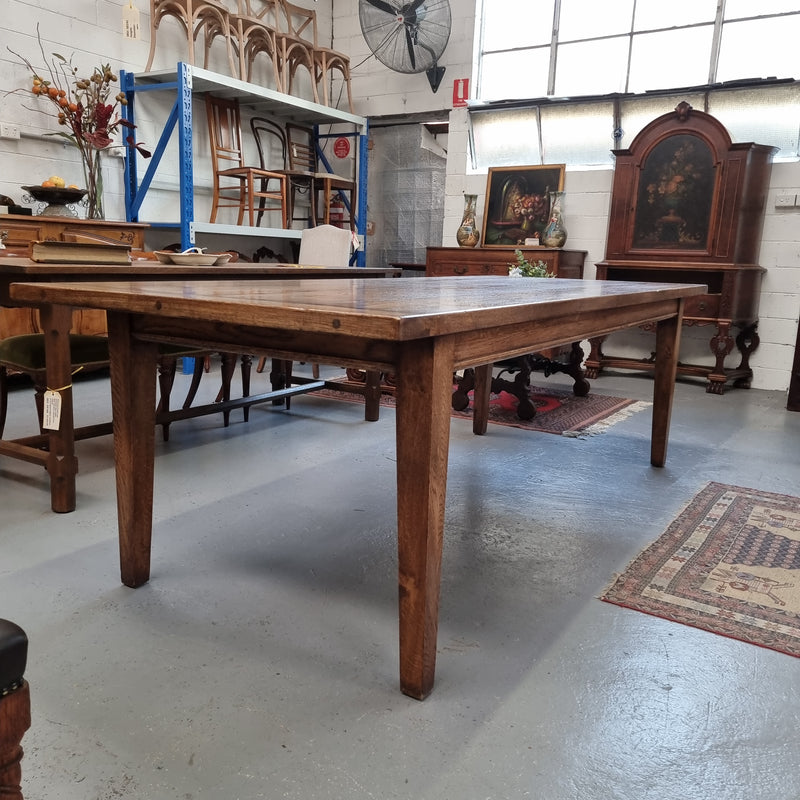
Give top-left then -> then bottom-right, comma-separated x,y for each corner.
395,337 -> 454,699
651,305 -> 684,467
107,312 -> 158,588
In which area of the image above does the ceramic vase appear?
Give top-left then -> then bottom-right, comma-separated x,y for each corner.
456,194 -> 480,247
542,191 -> 567,248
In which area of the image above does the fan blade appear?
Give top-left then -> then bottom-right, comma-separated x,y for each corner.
404,26 -> 417,70
365,0 -> 398,15
408,0 -> 427,12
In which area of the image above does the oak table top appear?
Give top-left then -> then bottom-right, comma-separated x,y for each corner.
10,276 -> 704,699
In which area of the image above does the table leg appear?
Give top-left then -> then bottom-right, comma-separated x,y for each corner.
40,303 -> 78,513
107,313 -> 158,588
651,307 -> 684,467
395,337 -> 454,700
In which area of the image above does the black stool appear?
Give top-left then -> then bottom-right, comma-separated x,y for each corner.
0,619 -> 30,800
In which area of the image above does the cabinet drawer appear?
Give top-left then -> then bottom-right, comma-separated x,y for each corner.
683,293 -> 720,319
1,224 -> 43,248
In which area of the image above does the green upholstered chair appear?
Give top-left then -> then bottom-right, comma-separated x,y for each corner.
0,334 -> 238,442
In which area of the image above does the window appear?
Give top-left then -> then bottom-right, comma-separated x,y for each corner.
476,1 -> 800,101
471,2 -> 800,170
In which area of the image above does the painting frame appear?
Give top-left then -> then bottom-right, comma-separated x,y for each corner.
481,164 -> 566,247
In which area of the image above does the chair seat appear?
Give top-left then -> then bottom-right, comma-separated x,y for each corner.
0,619 -> 27,694
0,334 -> 110,373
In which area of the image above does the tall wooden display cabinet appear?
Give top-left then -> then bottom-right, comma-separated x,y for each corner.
585,101 -> 777,393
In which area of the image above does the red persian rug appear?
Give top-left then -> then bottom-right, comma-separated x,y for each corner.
600,482 -> 800,658
315,382 -> 648,437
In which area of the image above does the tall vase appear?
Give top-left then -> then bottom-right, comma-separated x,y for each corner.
82,148 -> 105,220
456,194 -> 480,247
542,191 -> 567,248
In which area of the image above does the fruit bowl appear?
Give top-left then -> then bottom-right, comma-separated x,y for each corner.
21,185 -> 88,217
22,185 -> 87,204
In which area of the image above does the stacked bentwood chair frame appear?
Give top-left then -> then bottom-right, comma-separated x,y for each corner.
146,0 -> 354,114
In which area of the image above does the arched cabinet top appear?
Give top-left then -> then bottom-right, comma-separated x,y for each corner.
604,101 -> 777,264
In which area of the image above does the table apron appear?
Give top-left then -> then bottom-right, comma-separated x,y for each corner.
451,297 -> 684,369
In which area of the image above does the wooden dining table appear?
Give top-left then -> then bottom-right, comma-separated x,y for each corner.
9,275 -> 705,699
0,259 -> 400,513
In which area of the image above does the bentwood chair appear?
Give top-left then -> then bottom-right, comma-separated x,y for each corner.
233,0 -> 283,89
0,618 -> 30,800
205,95 -> 289,228
278,0 -> 354,112
145,0 -> 239,77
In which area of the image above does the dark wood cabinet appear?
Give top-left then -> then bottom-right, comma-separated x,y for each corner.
425,245 -> 586,279
584,102 -> 776,393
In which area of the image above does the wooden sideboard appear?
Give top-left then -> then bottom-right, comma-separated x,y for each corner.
0,215 -> 149,339
425,246 -> 586,279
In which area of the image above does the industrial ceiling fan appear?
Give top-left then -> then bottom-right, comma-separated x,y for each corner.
358,0 -> 452,92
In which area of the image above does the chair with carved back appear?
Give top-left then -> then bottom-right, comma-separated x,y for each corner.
286,123 -> 356,229
145,0 -> 239,77
205,94 -> 289,228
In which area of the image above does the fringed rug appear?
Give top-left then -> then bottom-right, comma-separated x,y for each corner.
600,482 -> 800,658
316,382 -> 649,437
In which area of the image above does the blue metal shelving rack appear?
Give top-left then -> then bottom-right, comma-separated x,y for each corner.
119,63 -> 369,266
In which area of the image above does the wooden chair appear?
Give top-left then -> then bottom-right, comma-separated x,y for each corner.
145,0 -> 239,77
250,116 -> 316,226
0,618 -> 30,800
205,94 -> 289,228
286,123 -> 356,228
278,0 -> 354,112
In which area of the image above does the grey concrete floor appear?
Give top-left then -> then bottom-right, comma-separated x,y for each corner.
2,361 -> 799,800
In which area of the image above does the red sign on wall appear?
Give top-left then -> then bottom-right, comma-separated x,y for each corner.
333,137 -> 350,158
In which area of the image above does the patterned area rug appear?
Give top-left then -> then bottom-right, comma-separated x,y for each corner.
316,382 -> 649,437
601,482 -> 800,658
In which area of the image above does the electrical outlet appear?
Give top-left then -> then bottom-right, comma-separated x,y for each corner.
775,193 -> 795,207
0,122 -> 20,140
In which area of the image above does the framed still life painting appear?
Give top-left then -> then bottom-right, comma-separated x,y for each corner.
481,164 -> 565,247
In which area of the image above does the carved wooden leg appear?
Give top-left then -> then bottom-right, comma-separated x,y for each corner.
733,322 -> 760,388
156,355 -> 178,442
0,682 -> 31,800
584,335 -> 606,379
240,355 -> 252,422
708,321 -> 734,394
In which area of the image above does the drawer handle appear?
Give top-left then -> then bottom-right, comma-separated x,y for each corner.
698,301 -> 706,311
453,266 -> 467,275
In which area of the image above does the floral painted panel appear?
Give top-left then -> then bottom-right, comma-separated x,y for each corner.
633,134 -> 716,249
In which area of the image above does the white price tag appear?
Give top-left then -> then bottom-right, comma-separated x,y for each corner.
123,2 -> 141,40
43,390 -> 62,431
